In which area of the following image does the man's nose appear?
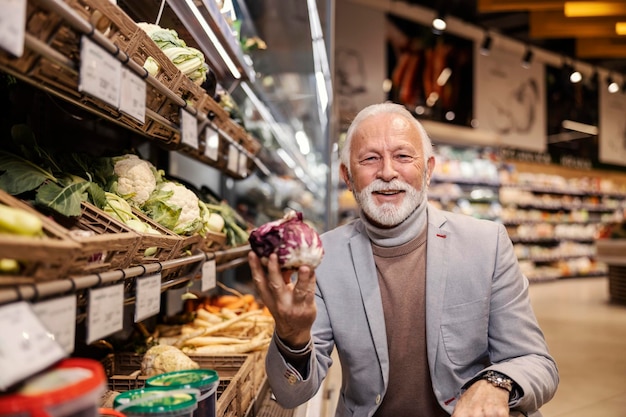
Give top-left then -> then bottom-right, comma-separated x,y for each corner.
378,157 -> 398,181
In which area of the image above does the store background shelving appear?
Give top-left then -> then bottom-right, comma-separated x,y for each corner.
428,145 -> 626,282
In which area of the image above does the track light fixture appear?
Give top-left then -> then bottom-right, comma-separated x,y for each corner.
479,34 -> 493,56
432,10 -> 447,34
567,63 -> 582,83
521,47 -> 533,68
607,75 -> 620,93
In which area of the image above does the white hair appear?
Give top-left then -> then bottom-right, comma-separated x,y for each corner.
340,102 -> 434,173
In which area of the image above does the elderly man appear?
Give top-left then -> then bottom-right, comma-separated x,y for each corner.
249,102 -> 559,417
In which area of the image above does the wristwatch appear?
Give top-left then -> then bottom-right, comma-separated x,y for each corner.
482,370 -> 513,393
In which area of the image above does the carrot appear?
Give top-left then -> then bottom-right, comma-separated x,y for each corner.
213,295 -> 240,307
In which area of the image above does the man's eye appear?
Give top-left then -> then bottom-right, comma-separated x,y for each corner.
396,155 -> 414,162
361,156 -> 379,163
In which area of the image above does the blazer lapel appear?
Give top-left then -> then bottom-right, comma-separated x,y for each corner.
425,206 -> 450,379
350,223 -> 389,385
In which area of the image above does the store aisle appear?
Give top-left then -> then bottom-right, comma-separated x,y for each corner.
530,277 -> 626,417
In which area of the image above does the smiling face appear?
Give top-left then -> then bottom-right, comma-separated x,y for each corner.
340,112 -> 435,227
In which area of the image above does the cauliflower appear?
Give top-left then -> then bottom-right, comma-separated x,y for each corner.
143,181 -> 203,235
141,345 -> 199,377
111,154 -> 159,206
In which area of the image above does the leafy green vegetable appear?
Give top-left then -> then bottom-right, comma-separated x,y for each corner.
0,150 -> 57,195
36,178 -> 90,217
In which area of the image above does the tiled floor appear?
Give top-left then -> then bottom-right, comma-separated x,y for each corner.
529,276 -> 626,417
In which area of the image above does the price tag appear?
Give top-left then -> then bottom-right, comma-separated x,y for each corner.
134,274 -> 161,322
0,301 -> 66,390
87,284 -> 124,344
204,128 -> 220,161
31,296 -> 77,354
119,67 -> 146,124
79,36 -> 121,108
227,144 -> 239,173
181,109 -> 198,149
238,152 -> 248,177
0,0 -> 26,57
201,258 -> 217,292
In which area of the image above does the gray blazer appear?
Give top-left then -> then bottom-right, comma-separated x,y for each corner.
266,205 -> 559,416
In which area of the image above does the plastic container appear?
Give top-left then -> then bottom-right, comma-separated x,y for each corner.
113,387 -> 199,417
145,370 -> 219,417
0,358 -> 106,417
99,409 -> 126,417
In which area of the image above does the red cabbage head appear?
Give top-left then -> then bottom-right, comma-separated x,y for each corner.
249,210 -> 324,269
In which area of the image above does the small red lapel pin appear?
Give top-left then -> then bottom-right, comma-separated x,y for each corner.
436,233 -> 447,238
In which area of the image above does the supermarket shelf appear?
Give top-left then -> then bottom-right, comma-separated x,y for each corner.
0,245 -> 251,305
0,0 -> 267,179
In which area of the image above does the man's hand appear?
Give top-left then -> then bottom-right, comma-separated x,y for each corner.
451,380 -> 510,417
248,251 -> 317,348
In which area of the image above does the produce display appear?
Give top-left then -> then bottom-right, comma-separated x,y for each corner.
138,22 -> 208,86
0,202 -> 44,274
0,124 -> 251,259
140,345 -> 199,377
249,210 -> 324,269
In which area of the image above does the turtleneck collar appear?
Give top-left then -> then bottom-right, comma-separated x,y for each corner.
360,199 -> 428,247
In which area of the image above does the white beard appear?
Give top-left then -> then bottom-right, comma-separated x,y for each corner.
353,177 -> 426,227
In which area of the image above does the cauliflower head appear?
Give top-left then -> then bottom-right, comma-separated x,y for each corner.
112,154 -> 158,206
143,181 -> 203,235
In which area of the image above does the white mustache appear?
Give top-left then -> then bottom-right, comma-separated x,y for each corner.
367,179 -> 412,193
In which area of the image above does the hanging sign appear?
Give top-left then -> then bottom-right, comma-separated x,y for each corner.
79,36 -> 121,108
0,0 -> 26,57
87,284 -> 124,344
181,109 -> 198,149
32,296 -> 77,354
134,274 -> 161,322
201,258 -> 216,292
204,128 -> 220,161
0,301 -> 66,390
227,143 -> 239,173
119,67 -> 146,124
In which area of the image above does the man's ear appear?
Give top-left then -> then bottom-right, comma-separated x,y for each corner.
340,164 -> 352,191
426,156 -> 435,185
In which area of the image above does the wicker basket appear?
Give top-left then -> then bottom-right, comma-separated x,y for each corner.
129,209 -> 183,265
49,202 -> 142,276
103,352 -> 263,417
0,190 -> 81,285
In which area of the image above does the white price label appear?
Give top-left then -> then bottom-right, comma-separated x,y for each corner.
204,128 -> 220,161
87,284 -> 124,344
79,36 -> 121,108
181,109 -> 198,149
134,274 -> 161,322
0,0 -> 26,57
32,296 -> 77,354
227,144 -> 239,173
0,302 -> 66,390
119,67 -> 146,124
201,258 -> 217,292
238,152 -> 248,177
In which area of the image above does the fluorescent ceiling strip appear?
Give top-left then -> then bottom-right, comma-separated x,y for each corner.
562,120 -> 598,135
183,0 -> 241,79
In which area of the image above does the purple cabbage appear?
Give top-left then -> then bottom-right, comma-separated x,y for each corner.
249,210 -> 324,269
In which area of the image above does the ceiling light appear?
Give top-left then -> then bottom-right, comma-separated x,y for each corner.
568,66 -> 582,83
432,11 -> 447,33
521,48 -> 533,68
565,1 -> 626,17
479,34 -> 493,56
607,76 -> 620,93
616,22 -> 626,35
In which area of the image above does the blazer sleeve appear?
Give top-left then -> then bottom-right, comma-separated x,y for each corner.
481,224 -> 559,411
